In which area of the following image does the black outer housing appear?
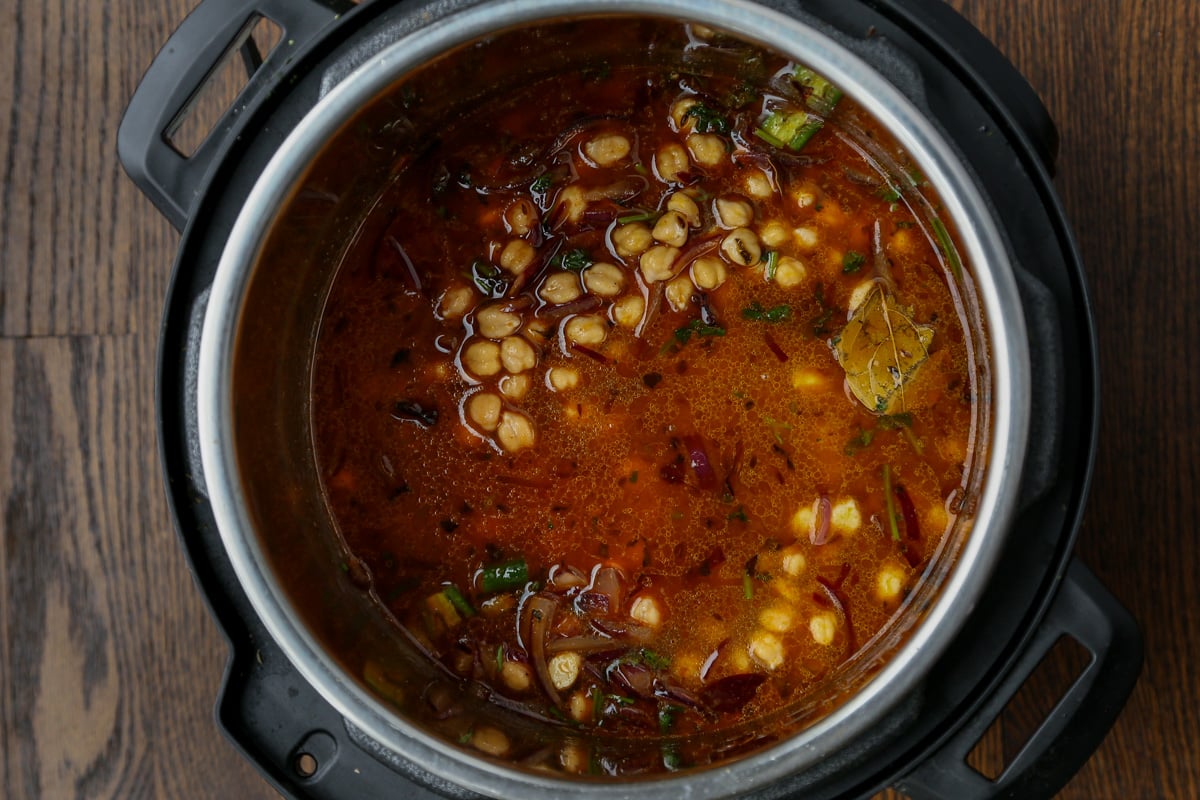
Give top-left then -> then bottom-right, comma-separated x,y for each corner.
122,0 -> 1143,797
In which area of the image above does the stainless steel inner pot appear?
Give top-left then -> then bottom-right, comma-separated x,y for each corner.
196,0 -> 1031,796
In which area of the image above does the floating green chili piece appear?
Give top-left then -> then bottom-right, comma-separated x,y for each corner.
482,558 -> 529,592
882,464 -> 901,542
442,585 -> 476,618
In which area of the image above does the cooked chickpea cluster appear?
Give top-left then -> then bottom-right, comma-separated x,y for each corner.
426,101 -> 862,454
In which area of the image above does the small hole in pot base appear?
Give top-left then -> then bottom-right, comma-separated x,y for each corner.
295,752 -> 318,778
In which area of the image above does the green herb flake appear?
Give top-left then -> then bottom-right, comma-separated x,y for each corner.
742,301 -> 791,323
842,251 -> 866,274
683,103 -> 731,134
471,259 -> 508,298
530,174 -> 554,193
495,645 -> 505,674
630,470 -> 639,484
671,319 -> 727,348
640,649 -> 671,670
844,428 -> 875,456
877,413 -> 914,430
883,464 -> 901,542
552,248 -> 592,273
458,728 -> 474,745
742,571 -> 755,600
727,505 -> 749,523
877,185 -> 902,203
658,704 -> 684,733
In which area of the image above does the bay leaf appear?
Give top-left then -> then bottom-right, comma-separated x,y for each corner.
833,281 -> 934,413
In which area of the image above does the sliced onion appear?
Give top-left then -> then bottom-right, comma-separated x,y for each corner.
589,564 -> 625,613
539,294 -> 604,321
525,594 -> 562,704
683,434 -> 719,491
810,494 -> 832,545
545,635 -> 628,654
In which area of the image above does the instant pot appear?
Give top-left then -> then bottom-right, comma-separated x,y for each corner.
119,0 -> 1143,797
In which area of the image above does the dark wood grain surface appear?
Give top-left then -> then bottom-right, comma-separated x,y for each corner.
1,0 -> 1195,797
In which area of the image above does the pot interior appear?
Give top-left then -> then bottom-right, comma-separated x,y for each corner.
216,7 -> 1006,792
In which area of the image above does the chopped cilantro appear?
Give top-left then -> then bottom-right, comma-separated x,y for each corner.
552,248 -> 592,272
683,102 -> 731,134
639,649 -> 671,670
530,173 -> 554,193
671,319 -> 726,348
658,704 -> 684,733
742,301 -> 791,323
842,251 -> 866,273
877,185 -> 902,203
471,259 -> 508,297
617,210 -> 660,224
844,428 -> 875,455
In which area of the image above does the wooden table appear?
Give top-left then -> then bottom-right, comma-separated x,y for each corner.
1,0 -> 1195,797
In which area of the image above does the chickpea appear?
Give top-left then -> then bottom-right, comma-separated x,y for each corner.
877,563 -> 908,602
564,314 -> 608,347
691,256 -> 728,290
748,631 -> 785,670
793,188 -> 817,209
791,368 -> 827,390
810,612 -> 838,646
671,96 -> 699,129
497,410 -> 536,452
686,133 -> 727,167
611,294 -> 645,329
583,262 -> 625,297
470,726 -> 511,758
780,545 -> 807,577
568,690 -> 593,723
759,220 -> 791,248
463,340 -> 502,377
504,198 -> 538,235
476,304 -> 521,338
848,281 -> 874,312
466,392 -> 502,431
499,238 -> 536,274
438,285 -> 475,318
501,659 -> 533,692
651,210 -> 689,247
743,169 -> 774,199
548,366 -> 580,391
522,317 -> 554,346
774,256 -> 807,288
665,275 -> 693,311
560,741 -> 589,774
629,593 -> 664,628
795,225 -> 820,250
721,227 -> 762,266
831,498 -> 862,534
557,184 -> 587,224
666,192 -> 701,226
715,197 -> 754,229
654,142 -> 690,183
583,133 -> 631,167
611,222 -> 654,258
499,373 -> 531,400
540,271 -> 582,304
759,604 -> 795,634
500,336 -> 537,373
548,652 -> 583,690
639,245 -> 680,283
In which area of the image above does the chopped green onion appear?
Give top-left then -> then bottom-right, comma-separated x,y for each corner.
753,126 -> 788,149
793,65 -> 844,115
742,571 -> 754,599
764,250 -> 779,281
930,217 -> 964,281
882,464 -> 901,541
592,686 -> 604,719
482,558 -> 529,592
495,644 -> 505,673
442,585 -> 476,618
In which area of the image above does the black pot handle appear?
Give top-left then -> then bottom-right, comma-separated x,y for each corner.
895,558 -> 1143,799
118,0 -> 352,231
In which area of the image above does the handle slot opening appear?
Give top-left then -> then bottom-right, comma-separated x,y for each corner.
965,634 -> 1093,780
164,14 -> 284,158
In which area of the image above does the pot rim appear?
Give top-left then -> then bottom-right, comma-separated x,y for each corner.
197,0 -> 1031,796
